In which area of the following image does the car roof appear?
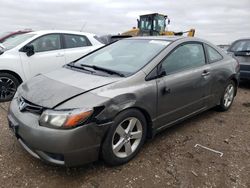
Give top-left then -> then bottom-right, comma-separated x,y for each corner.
125,36 -> 216,45
232,38 -> 250,42
126,36 -> 192,42
29,30 -> 96,37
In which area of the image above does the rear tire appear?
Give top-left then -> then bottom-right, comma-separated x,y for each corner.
217,80 -> 236,111
0,73 -> 20,102
102,109 -> 147,166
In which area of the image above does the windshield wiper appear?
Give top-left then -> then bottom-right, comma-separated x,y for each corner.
67,63 -> 96,74
80,64 -> 125,77
236,50 -> 250,52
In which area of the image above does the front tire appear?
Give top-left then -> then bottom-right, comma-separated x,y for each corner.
0,73 -> 20,102
102,109 -> 147,166
217,80 -> 236,111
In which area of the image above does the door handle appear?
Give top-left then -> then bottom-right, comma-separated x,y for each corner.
162,87 -> 171,95
202,70 -> 210,77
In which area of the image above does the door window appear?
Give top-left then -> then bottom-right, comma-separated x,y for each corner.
205,44 -> 223,62
30,34 -> 61,52
63,34 -> 91,49
161,43 -> 205,75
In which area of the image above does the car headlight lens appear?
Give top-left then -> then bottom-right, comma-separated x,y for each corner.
39,108 -> 93,129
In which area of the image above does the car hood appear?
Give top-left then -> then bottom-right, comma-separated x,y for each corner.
18,68 -> 121,108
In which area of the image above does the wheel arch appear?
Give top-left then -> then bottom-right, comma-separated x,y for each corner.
98,105 -> 154,158
132,106 -> 153,138
0,70 -> 23,84
229,74 -> 238,96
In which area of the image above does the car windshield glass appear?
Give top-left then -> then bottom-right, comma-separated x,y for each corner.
75,39 -> 170,76
2,33 -> 35,50
230,40 -> 250,52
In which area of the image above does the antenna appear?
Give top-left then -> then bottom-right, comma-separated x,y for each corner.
80,22 -> 87,32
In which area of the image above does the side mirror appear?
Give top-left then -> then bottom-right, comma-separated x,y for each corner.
145,67 -> 166,81
158,69 -> 166,78
23,44 -> 35,57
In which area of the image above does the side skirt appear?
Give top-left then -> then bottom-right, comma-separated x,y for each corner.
152,106 -> 209,137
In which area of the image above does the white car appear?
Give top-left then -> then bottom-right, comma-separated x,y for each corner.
0,30 -> 104,102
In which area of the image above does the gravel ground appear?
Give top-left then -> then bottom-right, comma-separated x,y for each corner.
0,82 -> 250,188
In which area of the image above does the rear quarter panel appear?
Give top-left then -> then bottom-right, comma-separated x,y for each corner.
208,55 -> 238,107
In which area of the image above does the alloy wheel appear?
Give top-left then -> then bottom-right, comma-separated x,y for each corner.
112,117 -> 143,158
223,84 -> 234,108
0,77 -> 17,100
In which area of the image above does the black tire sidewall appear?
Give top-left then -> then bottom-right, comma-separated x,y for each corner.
102,109 -> 147,166
0,73 -> 20,102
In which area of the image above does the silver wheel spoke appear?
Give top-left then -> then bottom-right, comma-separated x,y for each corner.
223,84 -> 234,108
130,131 -> 142,139
116,125 -> 126,137
113,138 -> 125,153
224,98 -> 228,106
6,79 -> 12,85
126,118 -> 137,133
229,95 -> 233,100
124,141 -> 132,156
228,87 -> 233,95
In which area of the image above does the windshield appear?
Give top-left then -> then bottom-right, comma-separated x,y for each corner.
140,17 -> 152,30
75,39 -> 170,76
229,40 -> 250,52
153,16 -> 166,33
2,33 -> 35,50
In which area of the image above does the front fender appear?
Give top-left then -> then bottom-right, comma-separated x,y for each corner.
95,91 -> 156,125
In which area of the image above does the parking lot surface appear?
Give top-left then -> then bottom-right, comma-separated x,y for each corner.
0,82 -> 250,188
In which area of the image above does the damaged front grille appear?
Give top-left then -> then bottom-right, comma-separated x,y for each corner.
17,97 -> 43,114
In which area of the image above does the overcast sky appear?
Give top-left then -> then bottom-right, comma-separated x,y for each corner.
0,0 -> 250,44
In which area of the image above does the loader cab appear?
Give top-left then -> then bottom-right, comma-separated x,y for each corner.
137,13 -> 168,36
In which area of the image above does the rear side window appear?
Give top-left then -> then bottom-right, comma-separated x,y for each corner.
63,34 -> 91,49
30,34 -> 61,52
205,44 -> 223,63
161,43 -> 205,75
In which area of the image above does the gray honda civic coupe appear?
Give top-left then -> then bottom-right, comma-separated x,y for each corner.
8,36 -> 240,166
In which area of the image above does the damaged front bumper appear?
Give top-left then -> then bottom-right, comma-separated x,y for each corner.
8,98 -> 112,167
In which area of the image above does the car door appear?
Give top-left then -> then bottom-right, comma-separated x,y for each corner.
62,34 -> 97,63
155,42 -> 211,129
19,34 -> 65,79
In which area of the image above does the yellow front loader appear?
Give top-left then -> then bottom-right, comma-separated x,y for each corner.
122,13 -> 195,37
